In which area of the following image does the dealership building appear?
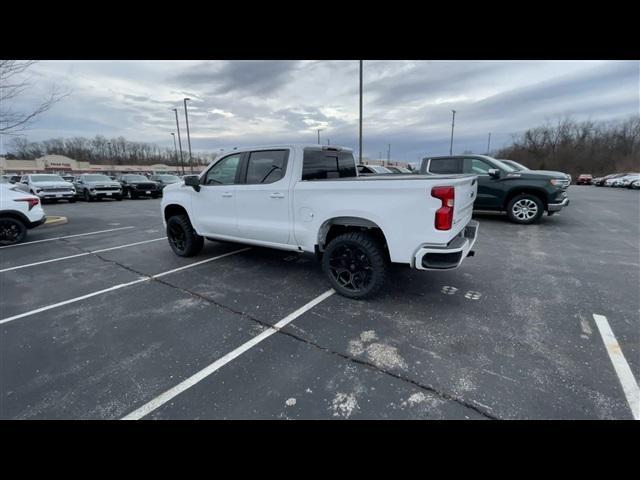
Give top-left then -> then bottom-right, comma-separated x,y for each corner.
0,155 -> 205,176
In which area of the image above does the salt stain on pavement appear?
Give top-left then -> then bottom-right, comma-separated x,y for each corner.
347,330 -> 408,371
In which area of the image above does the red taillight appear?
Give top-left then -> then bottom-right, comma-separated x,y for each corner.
431,186 -> 455,231
14,197 -> 40,211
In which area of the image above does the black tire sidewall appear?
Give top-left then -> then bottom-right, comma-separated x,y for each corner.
507,194 -> 544,224
322,232 -> 387,299
166,215 -> 203,257
0,217 -> 27,245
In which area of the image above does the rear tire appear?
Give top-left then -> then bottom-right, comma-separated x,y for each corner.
0,217 -> 27,245
506,193 -> 544,224
84,190 -> 93,202
322,231 -> 388,299
166,214 -> 204,257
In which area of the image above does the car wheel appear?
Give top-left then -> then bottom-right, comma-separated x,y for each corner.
322,231 -> 388,299
69,198 -> 76,203
0,217 -> 27,245
507,193 -> 544,224
126,189 -> 135,199
115,195 -> 123,201
84,190 -> 93,202
166,214 -> 204,257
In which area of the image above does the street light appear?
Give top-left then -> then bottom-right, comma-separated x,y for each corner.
172,108 -> 185,175
317,129 -> 322,144
359,60 -> 363,164
449,110 -> 457,156
183,98 -> 193,174
170,132 -> 178,166
387,144 -> 391,165
487,132 -> 491,155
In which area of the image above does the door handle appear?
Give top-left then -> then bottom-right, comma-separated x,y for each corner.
270,192 -> 285,199
222,192 -> 233,197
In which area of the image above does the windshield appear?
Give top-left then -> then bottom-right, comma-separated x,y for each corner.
31,175 -> 64,182
122,175 -> 149,181
491,159 -> 517,172
156,175 -> 180,182
82,175 -> 112,182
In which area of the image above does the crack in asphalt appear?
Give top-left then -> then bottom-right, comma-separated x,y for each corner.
58,237 -> 498,420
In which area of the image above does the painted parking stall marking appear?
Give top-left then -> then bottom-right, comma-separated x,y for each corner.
122,289 -> 335,420
593,314 -> 640,420
0,226 -> 135,249
0,237 -> 167,273
0,247 -> 251,326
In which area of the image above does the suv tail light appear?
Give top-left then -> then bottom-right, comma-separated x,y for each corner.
431,186 -> 455,230
14,197 -> 40,211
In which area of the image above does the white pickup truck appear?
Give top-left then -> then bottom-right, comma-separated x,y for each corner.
161,145 -> 479,298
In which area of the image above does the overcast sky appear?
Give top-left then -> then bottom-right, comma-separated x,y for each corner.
2,60 -> 638,163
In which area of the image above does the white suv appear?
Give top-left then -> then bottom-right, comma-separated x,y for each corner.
0,184 -> 46,245
15,174 -> 76,203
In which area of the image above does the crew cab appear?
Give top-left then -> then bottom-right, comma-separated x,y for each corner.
0,184 -> 46,245
74,174 -> 123,201
161,144 -> 479,299
14,174 -> 76,203
117,174 -> 161,199
421,155 -> 569,224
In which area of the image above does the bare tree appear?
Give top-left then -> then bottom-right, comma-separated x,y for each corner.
0,60 -> 69,134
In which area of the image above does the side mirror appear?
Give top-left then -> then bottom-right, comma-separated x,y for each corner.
185,175 -> 201,192
488,168 -> 501,179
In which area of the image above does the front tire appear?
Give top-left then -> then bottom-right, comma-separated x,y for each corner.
84,190 -> 93,202
506,193 -> 544,224
166,214 -> 204,257
0,217 -> 27,245
322,231 -> 388,299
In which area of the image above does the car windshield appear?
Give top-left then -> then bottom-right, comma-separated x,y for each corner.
491,159 -> 517,172
82,175 -> 112,182
156,175 -> 180,182
122,175 -> 149,181
31,175 -> 65,182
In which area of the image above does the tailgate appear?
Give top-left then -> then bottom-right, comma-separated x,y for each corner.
452,175 -> 477,229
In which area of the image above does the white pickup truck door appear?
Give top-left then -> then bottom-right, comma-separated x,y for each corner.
191,153 -> 242,237
235,150 -> 291,245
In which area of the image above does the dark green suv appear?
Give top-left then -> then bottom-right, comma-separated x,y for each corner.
421,155 -> 570,224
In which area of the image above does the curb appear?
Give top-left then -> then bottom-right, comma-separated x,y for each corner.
43,216 -> 68,227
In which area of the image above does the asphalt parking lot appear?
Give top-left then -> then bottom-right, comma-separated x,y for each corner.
1,186 -> 638,420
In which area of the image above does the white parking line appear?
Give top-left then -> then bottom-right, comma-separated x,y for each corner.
121,288 -> 335,420
0,237 -> 167,273
0,247 -> 251,326
593,314 -> 640,420
0,226 -> 136,249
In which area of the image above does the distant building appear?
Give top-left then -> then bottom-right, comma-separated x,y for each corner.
0,155 -> 204,175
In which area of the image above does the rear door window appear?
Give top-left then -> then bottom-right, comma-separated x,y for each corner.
427,158 -> 463,174
245,150 -> 288,184
302,150 -> 357,180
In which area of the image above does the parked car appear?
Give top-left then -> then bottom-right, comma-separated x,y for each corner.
421,155 -> 570,224
162,145 -> 479,299
357,164 -> 393,175
1,174 -> 12,184
498,159 -> 572,184
149,174 -> 181,193
117,174 -> 161,199
13,174 -> 76,203
0,184 -> 46,245
74,174 -> 123,201
631,179 -> 640,190
595,173 -> 625,186
61,175 -> 75,183
576,174 -> 593,185
613,173 -> 640,188
604,173 -> 632,187
8,175 -> 22,184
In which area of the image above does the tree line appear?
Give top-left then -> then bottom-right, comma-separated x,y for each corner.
5,135 -> 215,166
494,116 -> 640,177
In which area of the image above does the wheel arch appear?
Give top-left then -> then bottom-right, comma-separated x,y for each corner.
163,203 -> 190,222
503,187 -> 549,210
316,216 -> 389,254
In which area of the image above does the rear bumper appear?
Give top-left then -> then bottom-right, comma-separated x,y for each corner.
413,220 -> 479,271
27,215 -> 46,229
548,197 -> 570,212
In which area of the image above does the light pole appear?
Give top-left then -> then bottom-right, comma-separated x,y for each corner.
183,98 -> 193,174
387,144 -> 391,165
487,132 -> 491,155
170,132 -> 178,167
317,129 -> 322,144
449,110 -> 456,156
359,60 -> 363,164
172,108 -> 185,175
